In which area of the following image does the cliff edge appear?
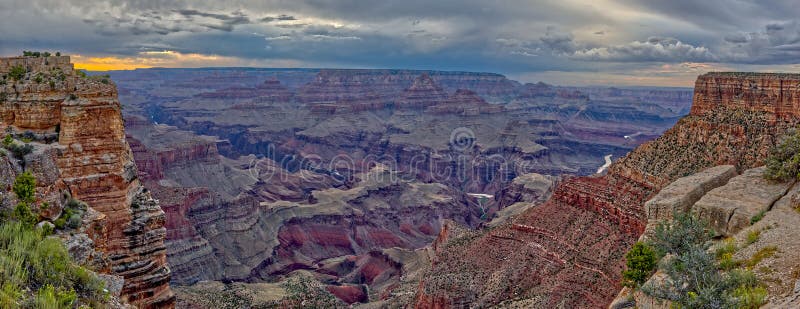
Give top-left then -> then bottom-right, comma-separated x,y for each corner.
0,55 -> 174,308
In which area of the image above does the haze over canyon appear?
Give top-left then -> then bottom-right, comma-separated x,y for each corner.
3,1 -> 800,309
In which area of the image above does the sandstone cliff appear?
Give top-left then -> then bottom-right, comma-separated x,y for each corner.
0,56 -> 173,308
413,72 -> 800,308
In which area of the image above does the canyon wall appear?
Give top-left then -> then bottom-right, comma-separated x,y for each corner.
0,56 -> 174,308
413,72 -> 800,307
110,67 -> 692,305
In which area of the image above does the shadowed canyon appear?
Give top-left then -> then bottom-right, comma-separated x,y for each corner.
108,67 -> 694,306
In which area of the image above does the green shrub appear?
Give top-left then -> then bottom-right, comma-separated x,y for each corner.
67,214 -> 81,229
13,203 -> 38,227
34,284 -> 77,309
8,65 -> 26,81
750,210 -> 766,225
651,211 -> 712,256
716,238 -> 740,271
2,135 -> 13,147
642,213 -> 768,309
13,172 -> 37,203
622,242 -> 659,288
765,131 -> 800,181
733,285 -> 768,309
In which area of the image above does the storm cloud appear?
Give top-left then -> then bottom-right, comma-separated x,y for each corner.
1,0 -> 798,86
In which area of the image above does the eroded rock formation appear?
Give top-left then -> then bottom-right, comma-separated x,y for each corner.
109,67 -> 693,305
0,56 -> 173,308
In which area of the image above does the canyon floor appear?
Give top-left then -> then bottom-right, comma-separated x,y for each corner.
108,67 -> 692,306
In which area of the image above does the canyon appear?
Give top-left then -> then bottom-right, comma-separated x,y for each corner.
4,54 -> 796,308
411,72 -> 800,307
108,66 -> 692,306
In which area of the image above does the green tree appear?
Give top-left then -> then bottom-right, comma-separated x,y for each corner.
622,242 -> 659,287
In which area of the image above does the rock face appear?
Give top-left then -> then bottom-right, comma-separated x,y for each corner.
414,72 -> 800,308
644,165 -> 737,222
692,72 -> 800,122
0,56 -> 174,308
693,167 -> 793,236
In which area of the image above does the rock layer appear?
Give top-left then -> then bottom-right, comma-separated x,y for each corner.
0,56 -> 173,308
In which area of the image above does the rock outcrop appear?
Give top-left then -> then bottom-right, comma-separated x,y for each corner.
693,167 -> 793,236
0,56 -> 173,308
644,165 -> 737,222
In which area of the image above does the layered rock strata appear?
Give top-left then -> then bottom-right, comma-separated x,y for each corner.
0,56 -> 173,308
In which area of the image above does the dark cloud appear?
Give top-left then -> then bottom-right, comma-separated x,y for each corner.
1,0 -> 799,82
261,14 -> 297,22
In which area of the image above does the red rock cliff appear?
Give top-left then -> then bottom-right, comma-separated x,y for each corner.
0,56 -> 174,308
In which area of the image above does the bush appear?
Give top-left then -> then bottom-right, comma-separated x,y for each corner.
2,135 -> 13,147
13,203 -> 38,227
7,143 -> 34,159
650,211 -> 712,256
67,214 -> 82,229
765,131 -> 800,181
8,65 -> 26,81
13,172 -> 37,204
642,213 -> 768,309
622,242 -> 659,288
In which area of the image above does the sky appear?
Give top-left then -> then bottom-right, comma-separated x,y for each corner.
2,0 -> 800,86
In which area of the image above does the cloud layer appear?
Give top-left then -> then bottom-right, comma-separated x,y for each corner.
1,0 -> 798,86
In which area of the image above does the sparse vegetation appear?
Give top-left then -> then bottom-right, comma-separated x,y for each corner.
750,210 -> 766,225
745,230 -> 761,245
640,212 -> 768,309
54,197 -> 86,231
283,276 -> 342,308
765,130 -> 800,181
741,246 -> 778,269
8,66 -> 26,81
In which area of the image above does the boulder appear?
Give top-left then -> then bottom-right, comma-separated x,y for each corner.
693,167 -> 793,236
644,165 -> 736,222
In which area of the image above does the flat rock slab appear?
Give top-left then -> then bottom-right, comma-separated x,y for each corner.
645,165 -> 737,221
693,167 -> 793,237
